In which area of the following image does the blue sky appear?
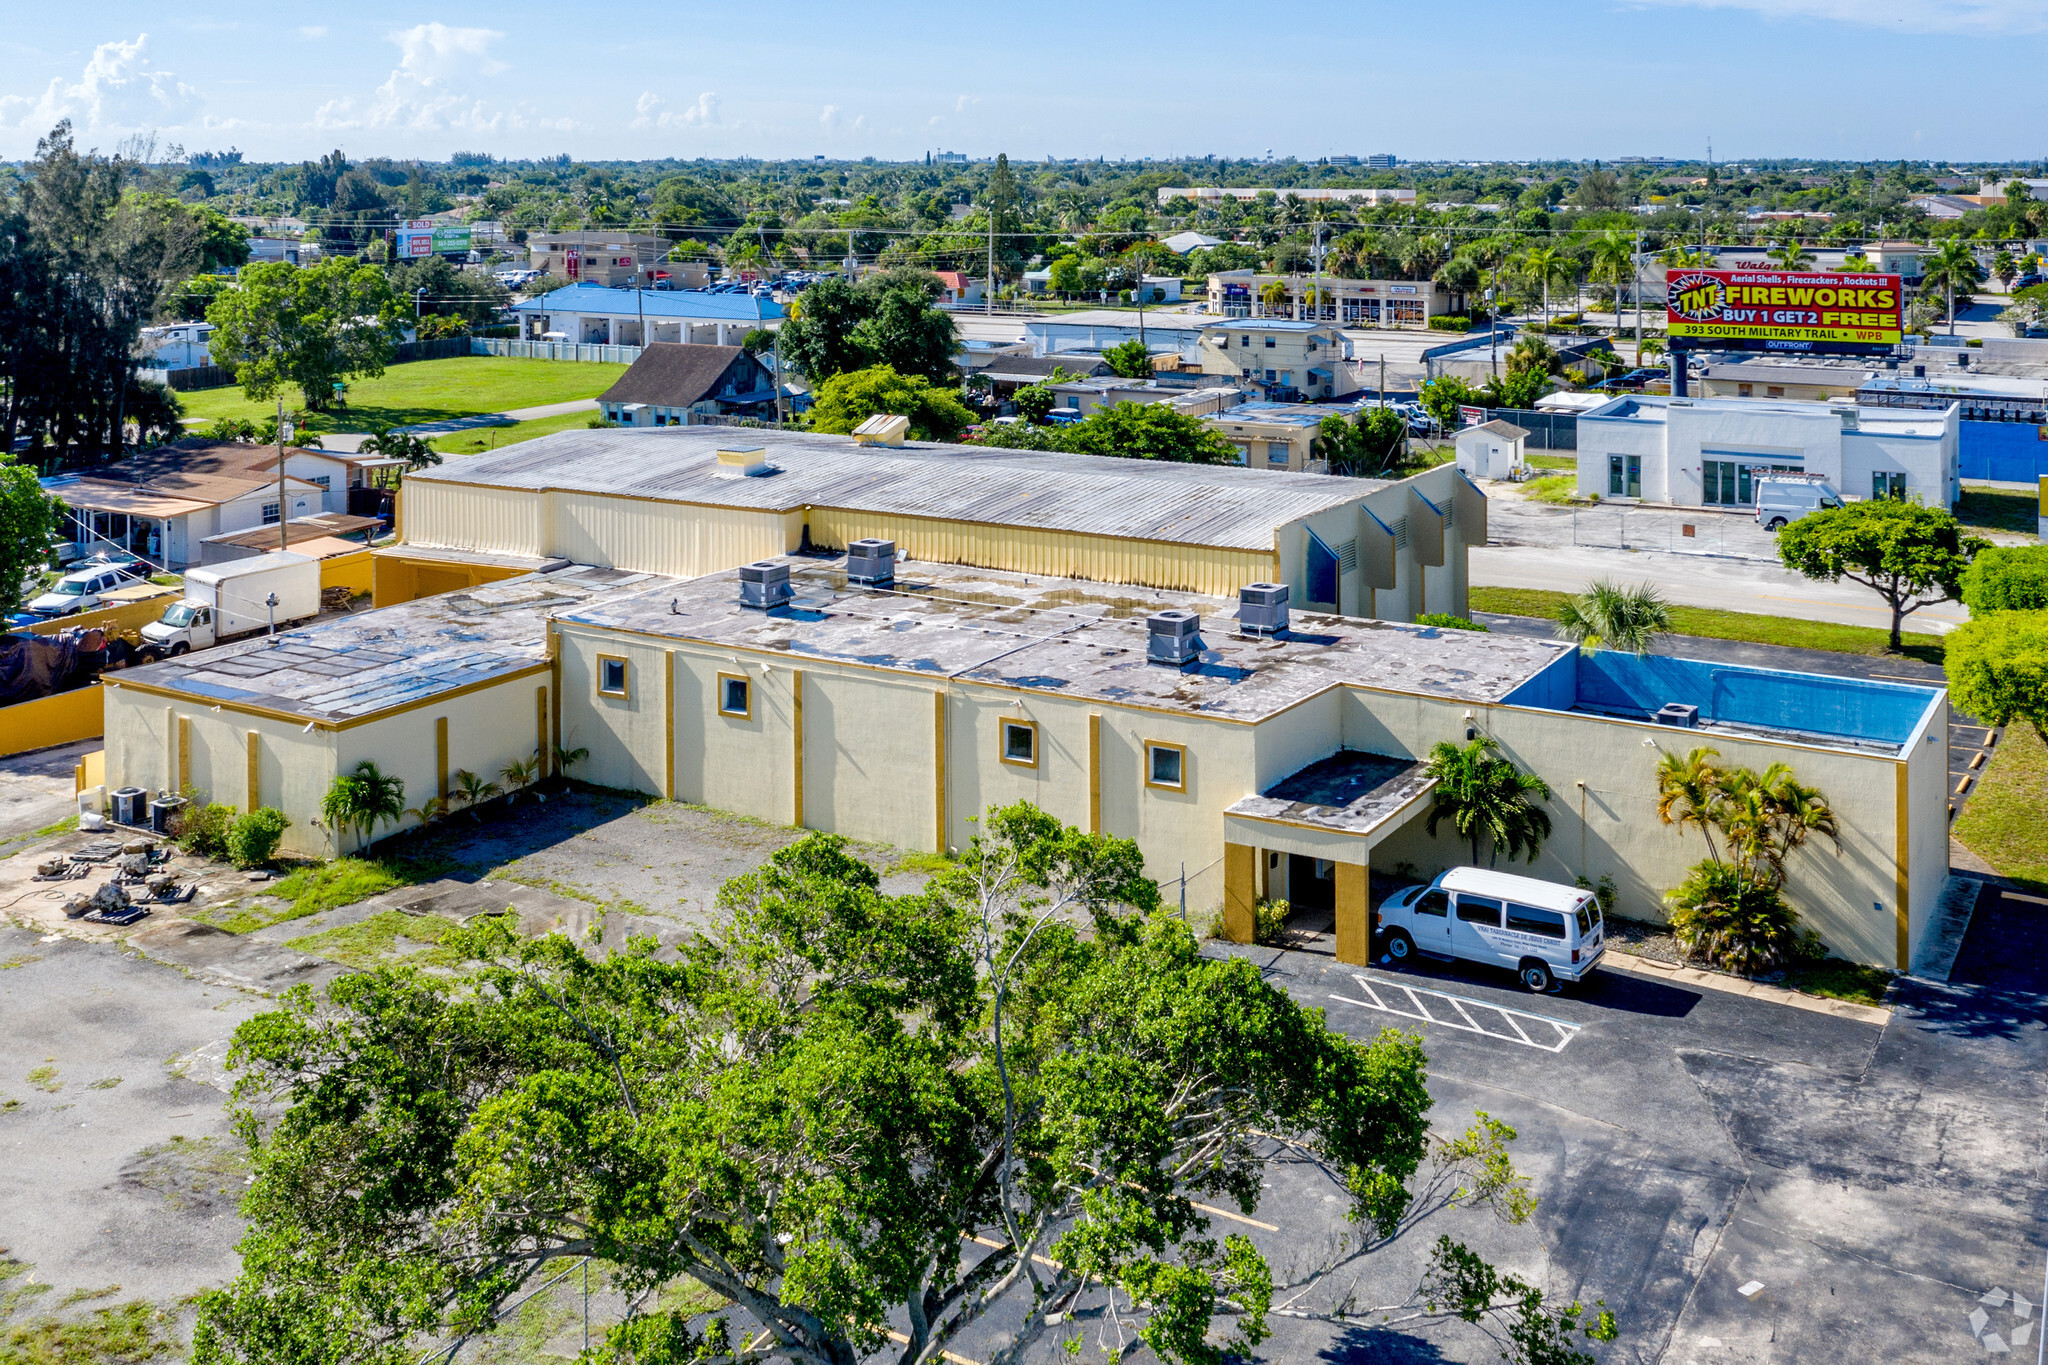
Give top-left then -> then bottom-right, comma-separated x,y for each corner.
1,1 -> 2044,164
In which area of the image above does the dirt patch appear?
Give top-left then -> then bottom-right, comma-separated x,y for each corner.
119,1136 -> 251,1217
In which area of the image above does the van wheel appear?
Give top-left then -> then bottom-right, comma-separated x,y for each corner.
168,642 -> 189,657
1766,517 -> 1788,531
1381,928 -> 1414,964
1518,959 -> 1555,993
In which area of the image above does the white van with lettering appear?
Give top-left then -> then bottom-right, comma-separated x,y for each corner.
1373,866 -> 1604,993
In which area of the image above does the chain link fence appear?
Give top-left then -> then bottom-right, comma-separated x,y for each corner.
1563,506 -> 1779,559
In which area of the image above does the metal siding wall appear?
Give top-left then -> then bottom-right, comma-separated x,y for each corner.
804,509 -> 1272,597
404,484 -> 545,556
547,494 -> 793,577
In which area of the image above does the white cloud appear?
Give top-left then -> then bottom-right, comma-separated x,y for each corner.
349,23 -> 525,133
955,94 -> 978,112
0,34 -> 200,135
298,25 -> 329,39
818,104 -> 866,136
820,104 -> 840,131
1629,0 -> 2048,34
632,90 -> 721,130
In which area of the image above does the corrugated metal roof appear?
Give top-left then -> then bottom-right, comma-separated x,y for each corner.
405,429 -> 1384,552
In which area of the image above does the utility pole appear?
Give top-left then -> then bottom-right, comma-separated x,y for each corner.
275,395 -> 288,554
987,203 -> 996,318
1633,227 -> 1644,363
771,333 -> 786,429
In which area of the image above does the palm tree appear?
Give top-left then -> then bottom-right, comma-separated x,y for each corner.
1586,228 -> 1635,319
320,760 -> 406,852
1993,249 -> 2017,293
1555,580 -> 1673,654
1423,736 -> 1553,867
1654,746 -> 1725,862
1839,252 -> 1876,273
1923,239 -> 1987,336
450,768 -> 502,818
1258,277 -> 1289,319
402,795 -> 448,828
360,427 -> 443,471
1518,244 -> 1569,329
1767,237 -> 1815,270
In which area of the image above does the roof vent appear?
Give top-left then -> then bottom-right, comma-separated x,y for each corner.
738,560 -> 792,610
1146,609 -> 1202,668
716,447 -> 772,478
852,413 -> 911,447
846,538 -> 896,586
1237,582 -> 1289,636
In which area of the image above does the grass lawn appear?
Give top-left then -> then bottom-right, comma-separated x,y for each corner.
177,356 -> 627,436
430,407 -> 606,456
1779,959 -> 1895,1007
1954,721 -> 2048,895
1525,453 -> 1577,471
1957,483 -> 2038,539
1469,584 -> 1947,665
1522,474 -> 1582,505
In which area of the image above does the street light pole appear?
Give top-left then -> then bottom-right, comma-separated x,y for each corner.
275,395 -> 288,554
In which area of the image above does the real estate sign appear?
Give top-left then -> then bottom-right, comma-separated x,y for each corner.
1665,269 -> 1902,355
392,220 -> 474,259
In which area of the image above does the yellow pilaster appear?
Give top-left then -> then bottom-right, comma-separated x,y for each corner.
435,716 -> 449,801
245,732 -> 260,812
1334,860 -> 1371,966
792,669 -> 805,828
1223,842 -> 1257,944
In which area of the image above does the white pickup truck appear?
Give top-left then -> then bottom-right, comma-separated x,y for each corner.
139,552 -> 321,659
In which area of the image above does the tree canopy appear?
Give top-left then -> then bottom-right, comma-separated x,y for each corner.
206,259 -> 407,411
1775,501 -> 1984,651
975,401 -> 1241,464
1960,544 -> 2048,612
0,462 -> 66,615
778,271 -> 960,385
807,364 -> 976,442
1944,611 -> 2048,742
193,805 -> 1615,1365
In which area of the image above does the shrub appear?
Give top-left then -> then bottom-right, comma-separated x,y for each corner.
1960,544 -> 2048,612
1574,872 -> 1618,917
226,807 -> 291,869
1416,613 -> 1488,631
1664,860 -> 1819,973
1523,474 -> 1581,505
175,801 -> 237,860
1253,897 -> 1290,945
1427,315 -> 1473,333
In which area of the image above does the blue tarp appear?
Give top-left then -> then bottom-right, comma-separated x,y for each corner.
1958,419 -> 2048,483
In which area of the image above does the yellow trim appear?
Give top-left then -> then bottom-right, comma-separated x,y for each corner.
1334,861 -> 1370,966
1087,713 -> 1101,834
1226,780 -> 1437,840
596,653 -> 631,699
1222,843 -> 1256,944
792,669 -> 806,827
999,717 -> 1040,769
715,671 -> 753,719
1143,740 -> 1188,792
1895,760 -> 1911,970
246,731 -> 260,812
934,690 -> 948,852
535,684 -> 550,777
664,653 -> 676,801
436,717 -> 449,801
176,716 -> 189,792
107,663 -> 553,731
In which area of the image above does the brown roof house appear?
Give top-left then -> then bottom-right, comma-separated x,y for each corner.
596,344 -> 779,426
43,440 -> 339,570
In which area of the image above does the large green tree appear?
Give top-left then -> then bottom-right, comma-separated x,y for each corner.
1944,610 -> 2048,742
977,401 -> 1241,464
206,259 -> 406,411
0,461 -> 66,615
192,806 -> 1614,1365
807,364 -> 975,442
778,271 -> 959,385
1776,501 -> 1984,651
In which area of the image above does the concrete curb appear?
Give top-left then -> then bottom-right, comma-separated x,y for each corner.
1604,948 -> 1892,1026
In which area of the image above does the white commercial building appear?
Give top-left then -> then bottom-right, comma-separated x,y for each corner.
1574,395 -> 1959,510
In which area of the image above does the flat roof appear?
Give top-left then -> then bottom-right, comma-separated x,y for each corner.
1585,394 -> 1952,436
554,558 -> 1570,723
512,283 -> 783,322
1702,362 -> 1874,384
118,564 -> 675,722
1208,319 -> 1332,332
1227,750 -> 1432,835
1206,403 -> 1331,429
1025,310 -> 1212,332
404,428 -> 1385,553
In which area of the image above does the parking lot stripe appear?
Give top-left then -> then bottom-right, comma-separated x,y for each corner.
1332,974 -> 1583,1053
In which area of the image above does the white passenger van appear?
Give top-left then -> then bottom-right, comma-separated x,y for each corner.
1373,866 -> 1604,993
1753,476 -> 1843,531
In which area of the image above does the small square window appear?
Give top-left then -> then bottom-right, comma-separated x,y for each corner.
1000,718 -> 1038,768
718,672 -> 752,718
1145,742 -> 1186,791
597,655 -> 629,698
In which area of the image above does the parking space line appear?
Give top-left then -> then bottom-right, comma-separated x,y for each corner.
1332,974 -> 1583,1053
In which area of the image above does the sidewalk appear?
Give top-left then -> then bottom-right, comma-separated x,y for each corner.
323,398 -> 600,452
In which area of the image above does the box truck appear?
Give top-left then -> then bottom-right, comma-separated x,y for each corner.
139,552 -> 321,659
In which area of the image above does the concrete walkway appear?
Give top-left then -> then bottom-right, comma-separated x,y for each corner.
322,398 -> 600,452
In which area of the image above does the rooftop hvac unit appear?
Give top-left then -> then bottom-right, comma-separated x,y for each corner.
1147,609 -> 1201,667
1655,703 -> 1699,728
739,560 -> 791,610
845,538 -> 896,586
1237,582 -> 1290,635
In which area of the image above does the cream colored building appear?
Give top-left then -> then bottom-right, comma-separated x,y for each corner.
1197,320 -> 1361,399
378,427 -> 1482,620
546,558 -> 1947,972
1206,271 -> 1453,328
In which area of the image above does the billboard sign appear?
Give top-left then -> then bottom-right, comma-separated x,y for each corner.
392,223 -> 474,258
1666,269 -> 1902,355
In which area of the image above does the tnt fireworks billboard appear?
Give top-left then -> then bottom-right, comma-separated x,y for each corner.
1665,269 -> 1902,355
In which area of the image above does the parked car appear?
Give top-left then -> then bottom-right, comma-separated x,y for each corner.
1596,368 -> 1667,392
1754,475 -> 1844,531
25,563 -> 143,620
1373,866 -> 1606,993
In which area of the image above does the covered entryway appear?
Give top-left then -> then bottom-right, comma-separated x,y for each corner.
1220,750 -> 1436,966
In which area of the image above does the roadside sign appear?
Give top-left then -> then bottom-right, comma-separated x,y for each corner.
1459,405 -> 1486,427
